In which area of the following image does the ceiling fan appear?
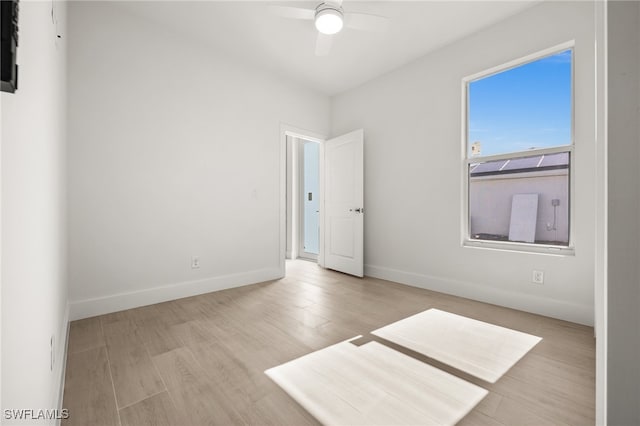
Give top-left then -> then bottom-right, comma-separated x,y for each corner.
269,1 -> 389,56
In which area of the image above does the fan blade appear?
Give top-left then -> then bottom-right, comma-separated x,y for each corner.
345,12 -> 389,32
315,33 -> 333,56
268,5 -> 315,20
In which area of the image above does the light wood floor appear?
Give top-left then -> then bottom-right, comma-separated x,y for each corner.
62,260 -> 595,426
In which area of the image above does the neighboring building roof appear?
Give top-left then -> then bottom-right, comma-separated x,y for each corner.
470,152 -> 569,177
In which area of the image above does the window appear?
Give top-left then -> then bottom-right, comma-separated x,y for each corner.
464,47 -> 573,251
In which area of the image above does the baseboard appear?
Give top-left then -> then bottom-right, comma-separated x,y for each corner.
365,264 -> 593,326
69,268 -> 283,321
53,302 -> 70,426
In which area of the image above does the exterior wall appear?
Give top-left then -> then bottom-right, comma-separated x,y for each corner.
470,171 -> 569,244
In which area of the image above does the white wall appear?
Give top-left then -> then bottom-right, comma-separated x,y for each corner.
1,0 -> 69,421
607,1 -> 640,424
302,141 -> 320,255
331,1 -> 597,325
67,2 -> 330,319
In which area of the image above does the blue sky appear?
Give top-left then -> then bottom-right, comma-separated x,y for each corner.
468,49 -> 572,157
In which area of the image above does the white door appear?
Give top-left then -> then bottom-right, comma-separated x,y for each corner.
323,129 -> 364,277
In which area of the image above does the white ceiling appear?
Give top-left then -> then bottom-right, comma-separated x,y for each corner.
117,1 -> 540,96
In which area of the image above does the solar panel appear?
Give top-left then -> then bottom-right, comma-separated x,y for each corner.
470,152 -> 569,176
501,156 -> 543,171
540,152 -> 569,167
470,159 -> 508,174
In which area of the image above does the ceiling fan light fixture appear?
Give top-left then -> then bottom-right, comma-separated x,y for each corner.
314,7 -> 343,35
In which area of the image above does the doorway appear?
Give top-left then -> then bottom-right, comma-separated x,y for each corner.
299,140 -> 320,260
279,125 -> 364,278
286,135 -> 321,263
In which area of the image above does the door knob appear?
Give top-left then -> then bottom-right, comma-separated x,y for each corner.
349,208 -> 364,213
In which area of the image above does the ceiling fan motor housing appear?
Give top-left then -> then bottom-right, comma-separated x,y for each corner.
314,2 -> 344,35
315,2 -> 343,15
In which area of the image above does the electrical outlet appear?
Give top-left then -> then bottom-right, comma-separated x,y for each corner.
191,256 -> 200,269
50,335 -> 55,371
532,270 -> 544,284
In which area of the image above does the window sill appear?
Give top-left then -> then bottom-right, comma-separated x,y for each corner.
463,239 -> 575,256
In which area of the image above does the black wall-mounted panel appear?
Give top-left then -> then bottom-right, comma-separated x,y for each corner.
1,0 -> 19,93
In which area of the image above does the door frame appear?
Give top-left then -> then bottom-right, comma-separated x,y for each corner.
279,124 -> 327,276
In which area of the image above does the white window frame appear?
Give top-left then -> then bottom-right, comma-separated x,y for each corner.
461,42 -> 576,255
